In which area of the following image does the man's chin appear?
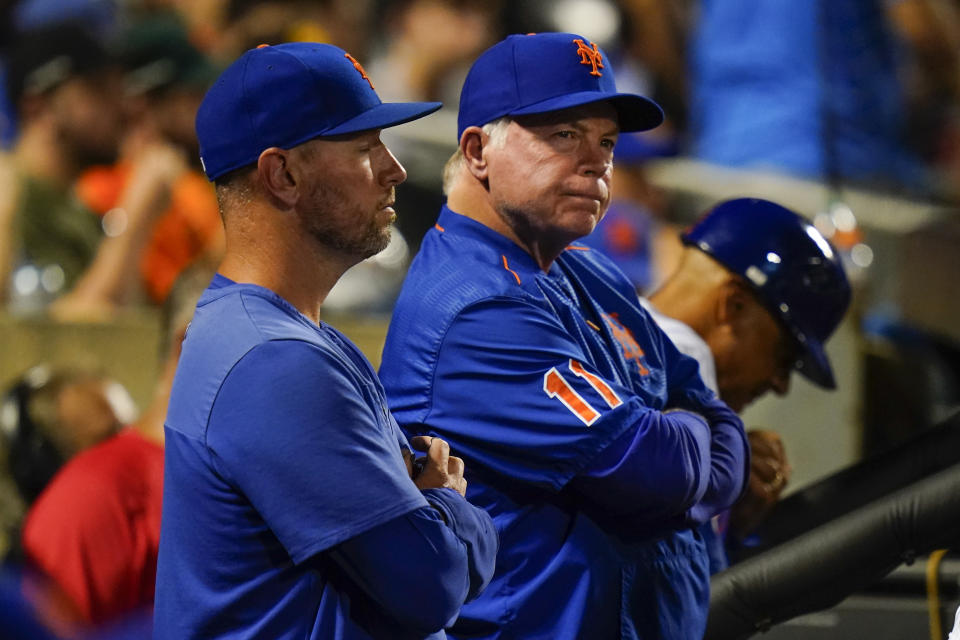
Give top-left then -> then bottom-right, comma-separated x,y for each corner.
573,218 -> 600,243
359,227 -> 392,261
733,391 -> 769,414
556,207 -> 600,236
726,397 -> 747,414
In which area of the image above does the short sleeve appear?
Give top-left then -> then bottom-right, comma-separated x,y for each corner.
206,340 -> 428,564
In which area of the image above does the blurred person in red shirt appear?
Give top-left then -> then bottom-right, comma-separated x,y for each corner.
6,264 -> 211,629
12,366 -> 161,626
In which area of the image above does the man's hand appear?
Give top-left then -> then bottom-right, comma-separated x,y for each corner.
408,436 -> 467,497
746,429 -> 791,497
729,429 -> 791,539
125,142 -> 188,218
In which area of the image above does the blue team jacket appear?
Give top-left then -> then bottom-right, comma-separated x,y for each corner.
381,207 -> 748,639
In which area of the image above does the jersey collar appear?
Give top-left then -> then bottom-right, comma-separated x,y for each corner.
436,205 -> 566,282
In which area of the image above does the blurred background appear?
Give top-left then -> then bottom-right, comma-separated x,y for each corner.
0,0 -> 959,637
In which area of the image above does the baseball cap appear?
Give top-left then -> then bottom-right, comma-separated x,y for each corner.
683,198 -> 852,389
4,23 -> 115,108
457,32 -> 663,141
195,42 -> 442,181
120,16 -> 220,96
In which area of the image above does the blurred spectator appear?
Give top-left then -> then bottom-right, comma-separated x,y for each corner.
0,363 -> 134,617
0,21 -> 188,319
208,0 -> 356,61
501,0 -> 622,50
152,0 -> 231,54
617,0 -> 693,134
12,0 -> 119,36
0,23 -> 124,310
0,0 -> 122,149
326,0 -> 501,312
0,366 -> 130,511
365,0 -> 499,252
368,0 -> 497,105
74,14 -> 223,305
0,0 -> 19,148
13,263 -> 211,630
689,0 -> 960,196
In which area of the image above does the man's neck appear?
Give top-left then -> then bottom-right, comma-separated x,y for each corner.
446,180 -> 569,271
648,279 -> 712,340
219,209 -> 355,324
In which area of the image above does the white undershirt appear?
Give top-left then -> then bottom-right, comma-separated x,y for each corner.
639,297 -> 719,395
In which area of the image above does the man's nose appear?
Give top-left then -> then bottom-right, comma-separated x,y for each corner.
580,143 -> 612,178
380,146 -> 408,186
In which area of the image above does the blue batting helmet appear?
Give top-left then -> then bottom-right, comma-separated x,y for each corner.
682,198 -> 852,389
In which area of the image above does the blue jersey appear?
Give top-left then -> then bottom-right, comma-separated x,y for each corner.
380,207 -> 748,639
156,274 -> 496,639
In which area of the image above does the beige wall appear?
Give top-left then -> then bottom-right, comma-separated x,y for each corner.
0,310 -> 390,557
0,311 -> 392,409
0,312 -> 165,413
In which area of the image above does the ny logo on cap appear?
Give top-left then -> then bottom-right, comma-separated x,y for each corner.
572,39 -> 603,77
344,52 -> 374,89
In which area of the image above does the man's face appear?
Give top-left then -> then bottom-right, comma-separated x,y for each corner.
713,290 -> 797,413
154,88 -> 206,155
50,72 -> 124,166
485,102 -> 618,248
294,129 -> 407,260
56,378 -> 122,457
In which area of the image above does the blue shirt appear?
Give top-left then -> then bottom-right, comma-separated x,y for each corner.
690,0 -> 924,187
155,275 -> 497,639
380,208 -> 748,639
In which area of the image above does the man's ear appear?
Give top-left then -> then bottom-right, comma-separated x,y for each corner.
460,126 -> 490,181
716,278 -> 750,327
256,147 -> 298,209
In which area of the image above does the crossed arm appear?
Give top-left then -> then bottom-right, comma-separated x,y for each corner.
323,436 -> 496,633
427,298 -> 749,536
210,341 -> 497,635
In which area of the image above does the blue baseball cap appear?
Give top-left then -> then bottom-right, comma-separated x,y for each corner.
196,42 -> 442,181
683,198 -> 852,389
457,32 -> 663,141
